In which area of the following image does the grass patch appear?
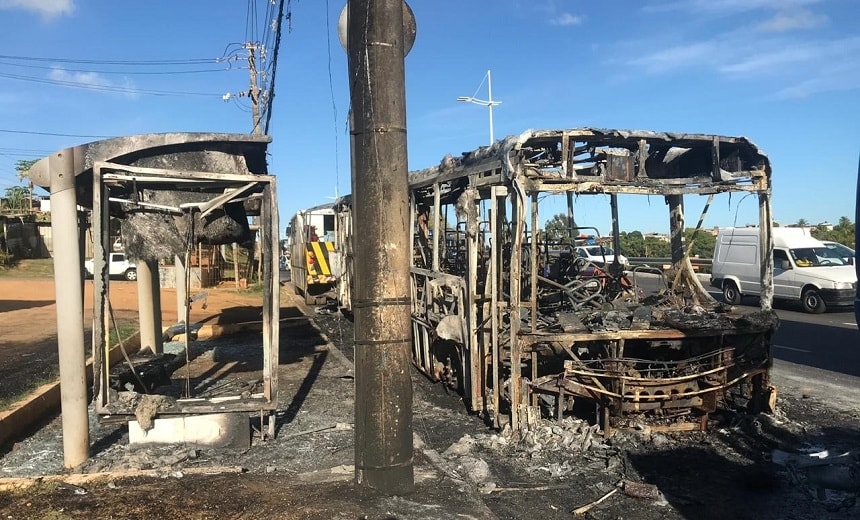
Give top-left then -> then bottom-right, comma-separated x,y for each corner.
0,365 -> 60,410
244,281 -> 265,294
108,322 -> 138,349
0,325 -> 138,412
0,258 -> 54,278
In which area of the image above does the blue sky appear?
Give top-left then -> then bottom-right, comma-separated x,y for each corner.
0,0 -> 857,236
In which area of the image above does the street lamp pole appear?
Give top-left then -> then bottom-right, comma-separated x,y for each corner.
457,69 -> 502,145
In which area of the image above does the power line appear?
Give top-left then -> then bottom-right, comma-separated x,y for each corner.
0,147 -> 54,153
0,71 -> 222,97
0,54 -> 216,66
263,0 -> 289,134
0,129 -> 113,138
0,60 -> 229,75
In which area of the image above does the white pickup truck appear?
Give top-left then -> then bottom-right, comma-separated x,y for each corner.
84,252 -> 137,281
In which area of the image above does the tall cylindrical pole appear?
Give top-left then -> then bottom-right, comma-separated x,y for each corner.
487,69 -> 494,144
348,0 -> 414,495
136,260 -> 163,354
175,255 -> 187,324
49,151 -> 90,468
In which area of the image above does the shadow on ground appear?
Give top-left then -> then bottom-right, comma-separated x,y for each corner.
0,299 -> 53,313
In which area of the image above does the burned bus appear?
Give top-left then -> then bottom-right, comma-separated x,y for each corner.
407,128 -> 778,433
288,203 -> 339,305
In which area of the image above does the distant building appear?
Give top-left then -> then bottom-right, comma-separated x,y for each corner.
644,232 -> 669,242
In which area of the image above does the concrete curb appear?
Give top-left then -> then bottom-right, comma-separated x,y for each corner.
0,333 -> 142,449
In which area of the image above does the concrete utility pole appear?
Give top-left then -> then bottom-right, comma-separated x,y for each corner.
347,0 -> 415,494
49,151 -> 90,468
246,42 -> 263,136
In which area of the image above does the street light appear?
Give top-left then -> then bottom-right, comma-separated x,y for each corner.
457,69 -> 502,145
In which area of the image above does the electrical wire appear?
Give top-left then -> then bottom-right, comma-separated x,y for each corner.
325,0 -> 341,200
0,129 -> 113,138
0,54 -> 215,65
0,71 -> 222,97
262,0 -> 288,134
0,60 -> 229,75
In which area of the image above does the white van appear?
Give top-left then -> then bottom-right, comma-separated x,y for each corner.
711,227 -> 856,313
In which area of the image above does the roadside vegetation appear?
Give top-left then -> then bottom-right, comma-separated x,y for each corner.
542,213 -> 855,261
0,258 -> 53,278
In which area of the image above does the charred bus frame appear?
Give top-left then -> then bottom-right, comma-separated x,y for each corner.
407,128 -> 778,433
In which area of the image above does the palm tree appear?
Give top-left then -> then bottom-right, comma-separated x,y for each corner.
14,159 -> 37,212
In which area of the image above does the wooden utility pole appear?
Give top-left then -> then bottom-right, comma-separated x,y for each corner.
347,0 -> 415,495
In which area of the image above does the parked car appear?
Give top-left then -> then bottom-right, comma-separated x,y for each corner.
711,227 -> 856,313
821,241 -> 855,265
84,252 -> 137,281
574,245 -> 629,267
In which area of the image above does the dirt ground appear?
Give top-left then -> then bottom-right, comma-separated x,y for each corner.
1,277 -> 860,519
0,278 -> 265,404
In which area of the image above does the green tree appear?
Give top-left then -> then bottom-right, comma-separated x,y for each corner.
644,236 -> 671,257
544,213 -> 577,242
811,216 -> 855,249
684,228 -> 717,258
2,186 -> 29,212
14,159 -> 37,181
619,231 -> 645,256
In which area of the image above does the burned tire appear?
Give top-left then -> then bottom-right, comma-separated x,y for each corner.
124,269 -> 137,281
801,287 -> 827,314
722,281 -> 742,305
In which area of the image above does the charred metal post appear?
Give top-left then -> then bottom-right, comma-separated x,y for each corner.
610,193 -> 621,272
348,0 -> 414,494
136,260 -> 163,354
49,151 -> 90,468
758,192 -> 774,311
432,184 -> 441,271
509,182 -> 525,430
566,192 -> 575,241
667,195 -> 685,266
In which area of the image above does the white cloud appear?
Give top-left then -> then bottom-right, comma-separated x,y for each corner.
628,42 -> 718,74
776,71 -> 860,98
48,67 -> 138,98
755,8 -> 828,32
719,37 -> 859,75
550,13 -> 583,27
0,0 -> 74,17
534,1 -> 584,27
644,0 -> 823,15
49,67 -> 111,88
620,34 -> 860,98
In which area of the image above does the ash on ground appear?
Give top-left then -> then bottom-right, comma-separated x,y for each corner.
2,296 -> 859,520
